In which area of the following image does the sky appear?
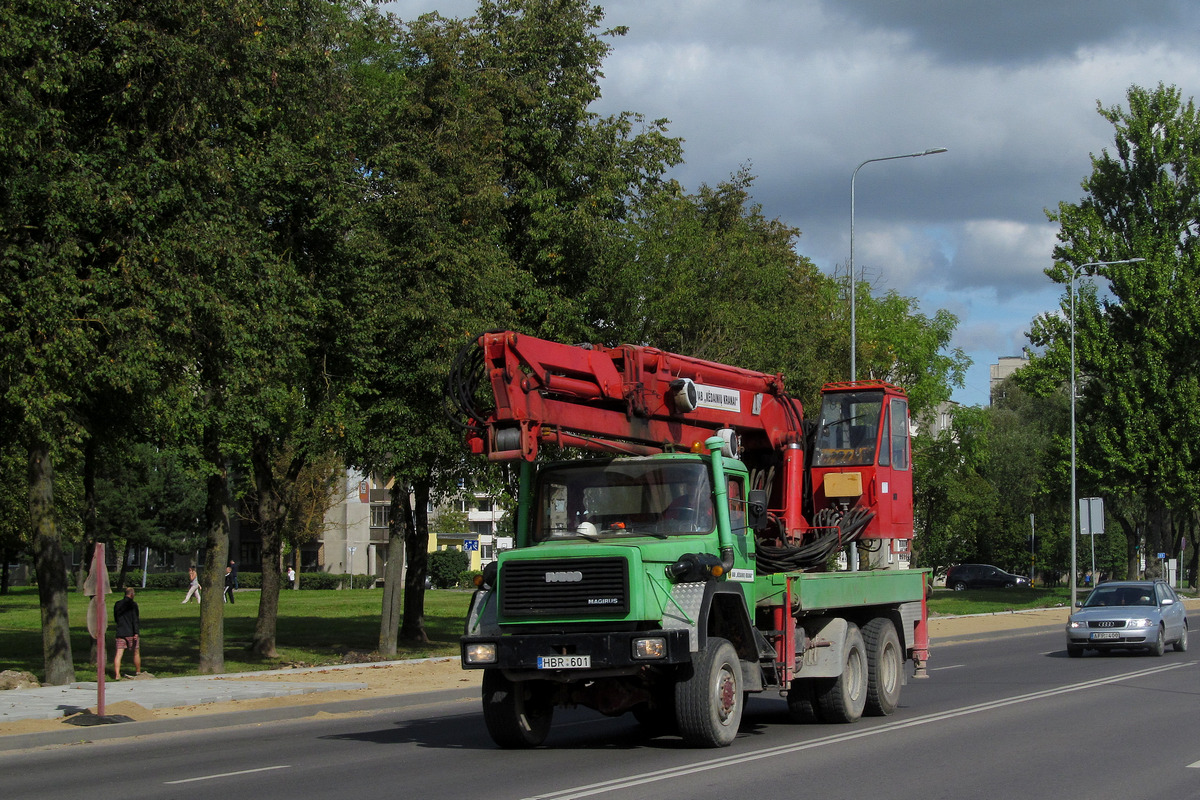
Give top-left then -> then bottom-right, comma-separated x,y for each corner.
382,0 -> 1200,406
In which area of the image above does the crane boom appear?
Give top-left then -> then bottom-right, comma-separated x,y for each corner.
459,331 -> 805,462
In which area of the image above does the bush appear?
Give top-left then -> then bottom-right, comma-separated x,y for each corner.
460,570 -> 482,589
429,549 -> 469,588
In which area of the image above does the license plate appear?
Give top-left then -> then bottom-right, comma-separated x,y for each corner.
1090,631 -> 1120,640
537,655 -> 590,669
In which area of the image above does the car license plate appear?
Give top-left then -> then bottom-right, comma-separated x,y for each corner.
1090,631 -> 1120,640
537,655 -> 590,669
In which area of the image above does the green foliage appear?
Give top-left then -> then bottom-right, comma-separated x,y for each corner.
1029,82 -> 1200,573
428,548 -> 469,588
913,383 -> 1069,578
852,290 -> 970,419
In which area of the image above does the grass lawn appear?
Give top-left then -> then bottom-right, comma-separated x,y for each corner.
927,586 -> 1074,617
0,586 -> 473,683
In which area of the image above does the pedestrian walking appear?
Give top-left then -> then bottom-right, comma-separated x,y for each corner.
182,565 -> 201,604
223,564 -> 236,603
113,587 -> 141,680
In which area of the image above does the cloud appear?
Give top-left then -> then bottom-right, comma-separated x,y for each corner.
382,0 -> 1200,405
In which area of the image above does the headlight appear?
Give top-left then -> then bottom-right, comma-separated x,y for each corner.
1125,618 -> 1154,629
465,642 -> 497,664
633,637 -> 667,660
1068,620 -> 1086,629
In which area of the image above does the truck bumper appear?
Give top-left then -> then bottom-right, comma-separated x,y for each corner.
461,628 -> 693,675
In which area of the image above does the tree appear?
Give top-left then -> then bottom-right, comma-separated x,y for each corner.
1030,82 -> 1200,577
591,168 -> 841,405
852,289 -> 969,420
355,0 -> 684,646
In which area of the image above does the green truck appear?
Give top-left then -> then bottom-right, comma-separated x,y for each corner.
450,332 -> 930,748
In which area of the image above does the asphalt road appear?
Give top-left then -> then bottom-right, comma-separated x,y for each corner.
3,620 -> 1197,800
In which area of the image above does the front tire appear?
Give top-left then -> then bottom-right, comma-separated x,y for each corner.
1148,627 -> 1166,657
482,669 -> 554,748
952,581 -> 967,591
863,618 -> 902,716
675,637 -> 743,747
815,623 -> 868,723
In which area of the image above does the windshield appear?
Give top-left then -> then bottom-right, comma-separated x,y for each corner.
812,390 -> 884,467
1082,585 -> 1157,608
534,460 -> 715,542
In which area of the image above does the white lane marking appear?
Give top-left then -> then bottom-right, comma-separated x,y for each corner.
165,765 -> 290,785
1188,760 -> 1200,769
930,664 -> 964,671
524,661 -> 1192,800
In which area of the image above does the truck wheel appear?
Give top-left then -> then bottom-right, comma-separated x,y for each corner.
863,617 -> 902,717
675,637 -> 743,747
482,669 -> 554,748
815,623 -> 867,723
785,677 -> 821,723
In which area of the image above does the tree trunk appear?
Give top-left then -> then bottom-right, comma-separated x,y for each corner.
253,526 -> 282,657
76,438 -> 98,592
400,482 -> 429,644
29,441 -> 75,685
378,484 -> 409,655
250,436 -> 283,658
198,429 -> 230,674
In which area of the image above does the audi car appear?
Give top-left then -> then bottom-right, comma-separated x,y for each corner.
1065,580 -> 1189,657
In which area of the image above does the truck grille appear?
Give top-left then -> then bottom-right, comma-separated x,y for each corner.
500,557 -> 629,617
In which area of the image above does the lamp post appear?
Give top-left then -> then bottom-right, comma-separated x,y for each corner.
1068,258 -> 1144,608
850,147 -> 947,381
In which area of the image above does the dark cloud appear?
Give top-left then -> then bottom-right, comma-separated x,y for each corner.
831,0 -> 1190,65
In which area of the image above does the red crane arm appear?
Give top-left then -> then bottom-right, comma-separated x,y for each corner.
463,331 -> 805,462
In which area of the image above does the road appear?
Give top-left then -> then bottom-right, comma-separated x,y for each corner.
3,621 -> 1197,800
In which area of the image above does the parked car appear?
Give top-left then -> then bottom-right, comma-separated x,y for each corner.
1065,580 -> 1189,657
944,563 -> 1030,591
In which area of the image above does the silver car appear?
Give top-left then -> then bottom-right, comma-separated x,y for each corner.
1066,580 -> 1189,657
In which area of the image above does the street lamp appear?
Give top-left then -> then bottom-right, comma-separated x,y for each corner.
1068,257 -> 1144,609
850,147 -> 948,381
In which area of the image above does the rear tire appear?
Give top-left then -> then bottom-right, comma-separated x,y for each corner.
675,637 -> 743,747
952,581 -> 967,591
815,623 -> 867,723
863,618 -> 902,716
1174,624 -> 1188,652
785,677 -> 821,723
481,669 -> 554,748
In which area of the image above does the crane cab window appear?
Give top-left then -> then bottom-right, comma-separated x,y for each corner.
812,390 -> 883,467
876,397 -> 910,470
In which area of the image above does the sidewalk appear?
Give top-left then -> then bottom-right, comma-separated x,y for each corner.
0,668 -> 371,724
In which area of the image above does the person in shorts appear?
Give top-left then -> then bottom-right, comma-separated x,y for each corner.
113,587 -> 141,680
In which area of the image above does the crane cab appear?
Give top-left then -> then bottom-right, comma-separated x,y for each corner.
810,381 -> 914,542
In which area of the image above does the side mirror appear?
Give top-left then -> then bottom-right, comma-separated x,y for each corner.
747,489 -> 768,533
1075,600 -> 1083,608
1161,597 -> 1174,606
